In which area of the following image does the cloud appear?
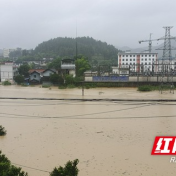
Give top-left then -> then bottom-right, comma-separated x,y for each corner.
0,0 -> 176,49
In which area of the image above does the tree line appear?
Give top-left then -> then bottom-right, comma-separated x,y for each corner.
10,37 -> 118,65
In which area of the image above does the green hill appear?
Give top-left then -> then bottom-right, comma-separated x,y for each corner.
34,37 -> 118,65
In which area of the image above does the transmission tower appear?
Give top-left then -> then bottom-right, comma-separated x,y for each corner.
156,26 -> 175,64
156,26 -> 176,94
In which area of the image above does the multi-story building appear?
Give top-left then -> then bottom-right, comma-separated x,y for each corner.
118,52 -> 158,74
0,62 -> 15,82
3,49 -> 15,58
3,48 -> 22,58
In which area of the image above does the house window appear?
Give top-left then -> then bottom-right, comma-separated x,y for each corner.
145,55 -> 147,57
123,55 -> 125,57
122,59 -> 124,61
130,59 -> 132,61
141,55 -> 143,57
145,58 -> 147,61
133,55 -> 135,57
149,55 -> 151,57
126,55 -> 128,57
133,59 -> 135,61
126,59 -> 128,61
130,55 -> 132,57
34,74 -> 36,78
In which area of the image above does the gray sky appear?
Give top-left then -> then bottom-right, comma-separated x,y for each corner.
0,0 -> 176,50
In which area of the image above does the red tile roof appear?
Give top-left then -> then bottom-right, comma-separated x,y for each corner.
29,69 -> 45,73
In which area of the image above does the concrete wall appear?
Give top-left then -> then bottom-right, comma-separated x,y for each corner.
85,77 -> 93,81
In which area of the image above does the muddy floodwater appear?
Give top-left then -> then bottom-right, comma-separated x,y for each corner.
1,85 -> 176,176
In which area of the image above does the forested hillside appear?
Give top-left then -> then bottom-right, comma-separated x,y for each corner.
34,37 -> 118,65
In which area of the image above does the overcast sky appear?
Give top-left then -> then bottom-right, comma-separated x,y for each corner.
0,0 -> 176,50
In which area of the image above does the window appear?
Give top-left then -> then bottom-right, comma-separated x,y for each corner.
126,55 -> 128,57
133,55 -> 135,57
149,58 -> 151,61
122,59 -> 124,61
126,59 -> 128,61
123,55 -> 125,57
152,54 -> 154,57
149,55 -> 151,57
145,63 -> 147,65
126,63 -> 128,65
141,55 -> 143,57
133,59 -> 135,61
145,58 -> 147,61
141,59 -> 143,61
130,55 -> 132,57
130,59 -> 132,61
145,55 -> 147,57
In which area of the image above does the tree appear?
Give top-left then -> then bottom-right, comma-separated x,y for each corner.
50,159 -> 79,176
0,125 -> 6,136
48,57 -> 62,69
75,57 -> 90,77
18,64 -> 30,77
14,75 -> 24,85
0,151 -> 28,176
49,74 -> 64,85
64,75 -> 75,85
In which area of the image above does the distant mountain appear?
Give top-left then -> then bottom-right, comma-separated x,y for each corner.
34,37 -> 118,65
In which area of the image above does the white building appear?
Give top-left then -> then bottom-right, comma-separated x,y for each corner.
0,62 -> 14,82
3,49 -> 15,58
118,52 -> 158,74
61,59 -> 76,77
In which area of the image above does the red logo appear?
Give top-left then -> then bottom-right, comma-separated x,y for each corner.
151,136 -> 176,155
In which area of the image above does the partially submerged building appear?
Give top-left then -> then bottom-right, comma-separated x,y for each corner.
61,59 -> 76,77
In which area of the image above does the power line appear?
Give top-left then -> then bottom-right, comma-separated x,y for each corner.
12,162 -> 50,173
0,103 -> 153,119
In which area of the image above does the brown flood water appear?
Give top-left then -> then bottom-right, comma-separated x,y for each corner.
1,85 -> 176,176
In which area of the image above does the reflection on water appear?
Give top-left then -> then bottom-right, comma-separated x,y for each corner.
0,86 -> 176,176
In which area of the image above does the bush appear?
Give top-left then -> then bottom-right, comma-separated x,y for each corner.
50,74 -> 64,85
67,84 -> 76,88
50,159 -> 79,176
0,151 -> 28,176
138,85 -> 153,91
59,85 -> 67,89
2,81 -> 11,85
0,125 -> 6,136
65,75 -> 75,85
14,75 -> 24,84
42,85 -> 51,88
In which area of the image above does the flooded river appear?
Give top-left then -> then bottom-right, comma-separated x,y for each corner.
0,85 -> 176,176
